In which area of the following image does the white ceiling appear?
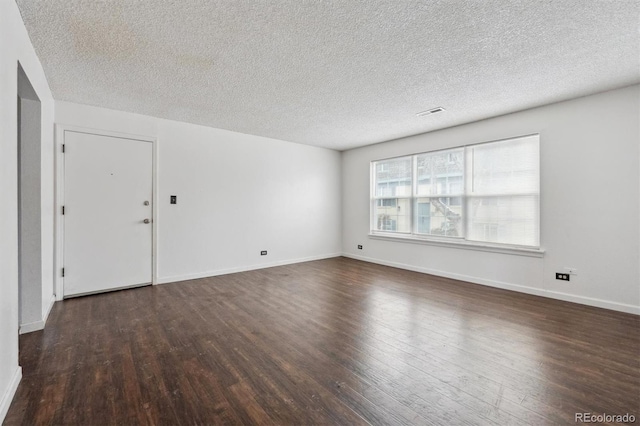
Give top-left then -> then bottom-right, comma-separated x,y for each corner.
17,0 -> 640,151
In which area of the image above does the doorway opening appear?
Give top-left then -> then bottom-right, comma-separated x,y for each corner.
17,63 -> 42,333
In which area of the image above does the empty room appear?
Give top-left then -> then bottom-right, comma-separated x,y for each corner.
1,0 -> 639,424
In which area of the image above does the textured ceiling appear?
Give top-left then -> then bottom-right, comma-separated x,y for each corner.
16,0 -> 640,150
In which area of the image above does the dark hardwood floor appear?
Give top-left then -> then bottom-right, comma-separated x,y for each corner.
5,257 -> 639,425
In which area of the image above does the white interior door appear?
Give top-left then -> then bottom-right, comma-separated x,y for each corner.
64,130 -> 153,297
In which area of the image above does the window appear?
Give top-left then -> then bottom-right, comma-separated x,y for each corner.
371,135 -> 540,248
415,148 -> 464,237
377,199 -> 398,207
373,157 -> 412,233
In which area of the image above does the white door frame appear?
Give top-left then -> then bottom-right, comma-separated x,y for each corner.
54,124 -> 158,300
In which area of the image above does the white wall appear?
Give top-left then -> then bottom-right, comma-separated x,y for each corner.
342,85 -> 640,314
55,101 -> 342,285
18,97 -> 43,328
0,0 -> 56,421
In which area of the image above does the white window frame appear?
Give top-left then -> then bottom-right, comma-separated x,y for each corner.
369,134 -> 544,257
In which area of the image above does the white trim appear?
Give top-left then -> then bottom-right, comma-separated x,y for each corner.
152,137 -> 159,285
369,233 -> 545,257
55,124 -> 156,143
370,134 -> 541,255
54,124 -> 158,299
19,320 -> 44,334
18,295 -> 56,335
64,282 -> 150,299
0,367 -> 22,423
343,253 -> 639,315
156,253 -> 342,284
42,294 -> 55,325
54,124 -> 64,300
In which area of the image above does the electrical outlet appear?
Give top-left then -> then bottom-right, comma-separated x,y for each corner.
260,250 -> 267,256
556,273 -> 570,281
357,245 -> 363,250
564,267 -> 578,275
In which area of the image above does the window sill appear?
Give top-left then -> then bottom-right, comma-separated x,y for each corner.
368,233 -> 545,258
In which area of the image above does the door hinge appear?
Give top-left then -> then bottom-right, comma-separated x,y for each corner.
62,267 -> 65,277
62,206 -> 65,215
62,144 -> 65,153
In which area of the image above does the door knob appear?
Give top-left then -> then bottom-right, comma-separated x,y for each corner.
143,201 -> 150,206
143,218 -> 151,224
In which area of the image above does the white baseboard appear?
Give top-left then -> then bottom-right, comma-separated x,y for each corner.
156,253 -> 342,285
343,253 -> 640,315
0,366 -> 22,424
43,294 -> 56,325
19,294 -> 57,335
19,320 -> 44,334
536,289 -> 640,315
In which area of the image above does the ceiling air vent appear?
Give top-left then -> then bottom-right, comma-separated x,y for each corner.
416,107 -> 445,117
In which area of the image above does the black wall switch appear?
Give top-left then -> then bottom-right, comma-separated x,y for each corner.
170,195 -> 177,204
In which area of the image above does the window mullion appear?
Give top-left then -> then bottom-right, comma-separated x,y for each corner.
411,155 -> 417,235
462,146 -> 467,240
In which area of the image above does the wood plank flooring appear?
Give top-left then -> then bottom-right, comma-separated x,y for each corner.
5,257 -> 639,425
